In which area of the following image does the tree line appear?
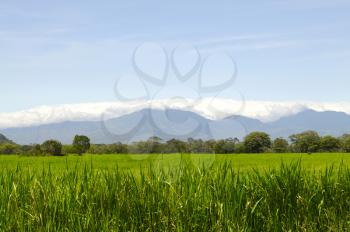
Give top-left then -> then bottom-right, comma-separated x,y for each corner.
1,131 -> 350,156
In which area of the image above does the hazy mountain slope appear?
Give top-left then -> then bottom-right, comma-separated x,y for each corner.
208,115 -> 265,139
267,109 -> 350,137
1,109 -> 213,144
2,109 -> 350,144
0,133 -> 13,144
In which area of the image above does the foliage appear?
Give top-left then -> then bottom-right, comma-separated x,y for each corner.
165,139 -> 188,153
129,136 -> 164,153
4,131 -> 350,156
290,131 -> 321,153
340,134 -> 350,152
29,144 -> 42,156
319,135 -> 341,152
214,138 -> 238,154
0,143 -> 19,154
88,143 -> 128,154
187,138 -> 215,153
272,137 -> 289,153
62,144 -> 76,154
244,132 -> 272,153
234,142 -> 246,153
41,140 -> 63,156
73,135 -> 91,155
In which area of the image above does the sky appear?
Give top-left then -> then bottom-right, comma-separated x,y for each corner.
1,0 -> 350,126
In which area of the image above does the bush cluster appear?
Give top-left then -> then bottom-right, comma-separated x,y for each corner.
0,135 -> 90,156
1,130 -> 350,155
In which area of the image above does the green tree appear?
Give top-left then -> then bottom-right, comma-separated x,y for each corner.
147,136 -> 163,153
340,134 -> 350,152
132,137 -> 163,154
62,145 -> 76,155
272,138 -> 289,153
289,131 -> 320,153
244,132 -> 272,153
319,135 -> 340,152
166,139 -> 188,153
20,144 -> 44,156
187,138 -> 205,153
41,140 -> 62,156
204,140 -> 216,154
214,140 -> 225,154
30,144 -> 42,156
108,143 -> 128,154
234,142 -> 246,153
0,143 -> 19,155
73,135 -> 91,155
214,138 -> 238,154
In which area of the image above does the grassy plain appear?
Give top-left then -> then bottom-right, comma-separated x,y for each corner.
1,153 -> 350,231
0,153 -> 350,172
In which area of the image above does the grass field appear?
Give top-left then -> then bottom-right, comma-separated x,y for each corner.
1,153 -> 350,172
1,153 -> 350,231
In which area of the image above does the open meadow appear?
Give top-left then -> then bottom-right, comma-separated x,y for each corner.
1,153 -> 350,172
1,153 -> 350,231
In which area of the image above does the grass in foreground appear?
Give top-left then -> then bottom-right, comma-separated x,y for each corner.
1,160 -> 350,231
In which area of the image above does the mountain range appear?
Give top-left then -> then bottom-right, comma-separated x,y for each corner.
1,108 -> 350,145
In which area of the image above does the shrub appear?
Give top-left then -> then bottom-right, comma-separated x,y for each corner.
0,143 -> 19,155
41,140 -> 62,156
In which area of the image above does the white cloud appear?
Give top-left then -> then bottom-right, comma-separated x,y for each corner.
1,99 -> 350,129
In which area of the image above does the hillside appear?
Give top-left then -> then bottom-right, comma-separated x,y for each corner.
0,133 -> 13,144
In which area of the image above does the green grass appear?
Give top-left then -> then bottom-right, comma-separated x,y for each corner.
1,153 -> 350,231
1,153 -> 350,172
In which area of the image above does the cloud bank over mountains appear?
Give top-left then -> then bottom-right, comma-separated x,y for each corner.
1,99 -> 350,129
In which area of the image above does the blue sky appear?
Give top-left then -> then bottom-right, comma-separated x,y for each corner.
1,0 -> 350,113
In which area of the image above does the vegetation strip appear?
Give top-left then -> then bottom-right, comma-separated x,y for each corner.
1,130 -> 350,156
0,161 -> 350,231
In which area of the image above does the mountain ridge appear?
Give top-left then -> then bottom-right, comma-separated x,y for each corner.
2,108 -> 350,144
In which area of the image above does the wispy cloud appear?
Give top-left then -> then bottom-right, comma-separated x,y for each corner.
193,34 -> 305,52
